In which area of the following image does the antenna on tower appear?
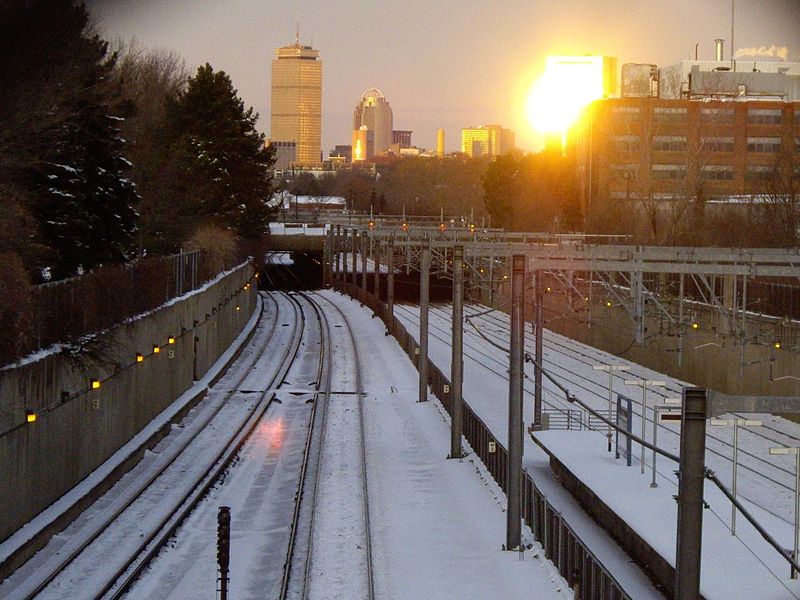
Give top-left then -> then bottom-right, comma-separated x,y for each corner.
295,20 -> 300,46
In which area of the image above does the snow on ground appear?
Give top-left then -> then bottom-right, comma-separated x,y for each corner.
394,301 -> 800,599
320,290 -> 573,599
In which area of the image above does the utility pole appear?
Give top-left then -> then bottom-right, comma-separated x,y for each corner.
506,254 -> 526,550
387,237 -> 395,323
674,387 -> 707,600
533,267 -> 544,430
419,244 -> 431,403
449,245 -> 464,459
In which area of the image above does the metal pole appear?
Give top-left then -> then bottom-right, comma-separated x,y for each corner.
335,225 -> 341,281
342,228 -> 349,282
507,254 -> 526,550
351,228 -> 358,286
374,240 -> 381,301
732,421 -> 739,535
419,245 -> 430,403
534,268 -> 544,430
361,231 -> 368,293
641,385 -> 647,474
488,254 -> 494,305
795,452 -> 799,579
678,273 -> 685,367
651,404 -> 658,488
674,387 -> 707,600
607,370 -> 614,452
449,245 -> 464,459
387,237 -> 395,322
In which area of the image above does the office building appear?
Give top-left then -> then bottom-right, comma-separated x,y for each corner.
353,88 -> 393,158
269,140 -> 297,171
461,125 -> 515,158
270,37 -> 322,167
576,97 -> 800,225
352,126 -> 374,162
392,130 -> 412,149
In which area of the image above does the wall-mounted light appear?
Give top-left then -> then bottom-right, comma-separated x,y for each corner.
26,410 -> 37,423
153,345 -> 161,354
168,336 -> 175,345
545,286 -> 552,293
774,341 -> 782,350
91,379 -> 101,389
606,300 -> 613,308
691,322 -> 699,330
136,353 -> 144,363
235,305 -> 241,311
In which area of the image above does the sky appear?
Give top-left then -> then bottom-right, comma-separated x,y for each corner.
87,0 -> 800,154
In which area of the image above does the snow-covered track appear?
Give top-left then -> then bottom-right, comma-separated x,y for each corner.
292,291 -> 375,600
6,292 -> 305,600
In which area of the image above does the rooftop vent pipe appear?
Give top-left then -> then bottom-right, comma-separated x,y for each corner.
715,39 -> 724,62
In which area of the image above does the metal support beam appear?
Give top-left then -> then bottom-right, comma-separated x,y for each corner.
533,268 -> 544,430
419,245 -> 430,403
351,228 -> 358,286
674,387 -> 707,600
335,225 -> 341,281
449,245 -> 464,459
361,231 -> 368,293
387,237 -> 395,321
324,229 -> 332,287
507,254 -> 526,550
374,239 -> 381,301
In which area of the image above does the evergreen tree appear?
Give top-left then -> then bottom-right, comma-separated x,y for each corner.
168,64 -> 275,243
0,0 -> 139,279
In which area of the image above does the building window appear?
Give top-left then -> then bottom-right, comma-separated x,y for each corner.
746,165 -> 773,181
701,136 -> 735,152
652,136 -> 687,152
747,108 -> 783,125
653,107 -> 688,122
747,137 -> 781,153
652,164 -> 687,180
611,135 -> 640,154
611,163 -> 639,180
700,108 -> 735,124
611,106 -> 640,120
701,165 -> 734,181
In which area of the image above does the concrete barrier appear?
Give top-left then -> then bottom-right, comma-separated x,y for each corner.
0,263 -> 257,548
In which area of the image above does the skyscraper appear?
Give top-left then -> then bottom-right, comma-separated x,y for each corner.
270,36 -> 322,167
353,88 -> 393,158
461,125 -> 514,158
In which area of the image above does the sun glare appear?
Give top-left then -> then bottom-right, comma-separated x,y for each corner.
526,56 -> 607,139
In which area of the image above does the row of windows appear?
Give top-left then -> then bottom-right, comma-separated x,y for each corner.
611,135 -> 796,153
608,106 -> 792,124
611,163 -> 791,182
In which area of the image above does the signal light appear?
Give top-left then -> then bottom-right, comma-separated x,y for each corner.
774,341 -> 782,349
401,222 -> 408,232
91,379 -> 101,390
691,322 -> 699,330
606,300 -> 613,308
469,223 -> 475,232
235,305 -> 241,311
545,286 -> 552,293
26,410 -> 37,423
439,222 -> 446,233
368,221 -> 374,230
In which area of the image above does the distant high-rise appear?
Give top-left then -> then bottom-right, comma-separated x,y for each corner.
270,35 -> 322,167
461,125 -> 514,158
353,88 -> 393,158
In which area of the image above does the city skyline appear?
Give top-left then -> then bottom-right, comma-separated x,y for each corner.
87,0 -> 800,153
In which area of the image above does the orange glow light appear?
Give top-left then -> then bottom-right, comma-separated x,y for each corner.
526,56 -> 607,142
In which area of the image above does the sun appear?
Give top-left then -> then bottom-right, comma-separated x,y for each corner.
526,56 -> 608,139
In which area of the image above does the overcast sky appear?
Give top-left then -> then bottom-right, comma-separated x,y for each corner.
87,0 -> 800,153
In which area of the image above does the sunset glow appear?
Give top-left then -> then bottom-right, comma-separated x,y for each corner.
526,56 -> 609,139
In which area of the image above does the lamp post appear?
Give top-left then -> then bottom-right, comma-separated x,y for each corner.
593,364 -> 630,452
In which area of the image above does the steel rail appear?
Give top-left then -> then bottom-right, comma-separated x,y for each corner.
102,292 -> 306,599
278,292 -> 331,599
17,292 -> 274,600
309,292 -> 375,600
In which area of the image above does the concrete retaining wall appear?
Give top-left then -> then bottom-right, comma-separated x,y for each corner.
0,263 -> 257,544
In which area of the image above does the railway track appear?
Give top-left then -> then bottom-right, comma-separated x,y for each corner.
393,301 -> 800,523
2,292 -> 307,599
285,291 -> 375,600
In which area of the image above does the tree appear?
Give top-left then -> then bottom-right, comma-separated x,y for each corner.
167,64 -> 275,245
0,0 -> 139,279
